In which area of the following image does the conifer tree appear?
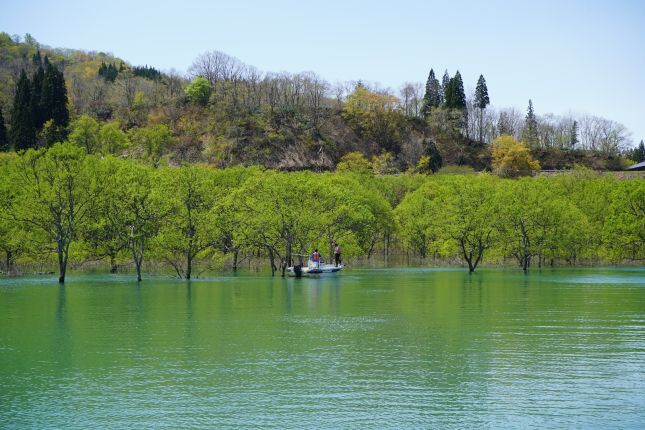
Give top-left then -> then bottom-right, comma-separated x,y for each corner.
441,70 -> 450,104
421,69 -> 441,117
474,75 -> 490,143
522,99 -> 539,148
445,71 -> 466,111
31,65 -> 45,130
10,70 -> 35,150
32,49 -> 42,66
0,107 -> 7,151
570,120 -> 579,149
41,59 -> 69,133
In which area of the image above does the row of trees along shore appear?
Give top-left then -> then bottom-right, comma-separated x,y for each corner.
0,144 -> 643,282
1,33 -> 643,174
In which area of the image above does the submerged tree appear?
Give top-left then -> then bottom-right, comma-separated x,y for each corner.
9,143 -> 104,282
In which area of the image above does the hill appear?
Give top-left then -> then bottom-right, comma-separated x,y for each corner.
0,32 -> 640,171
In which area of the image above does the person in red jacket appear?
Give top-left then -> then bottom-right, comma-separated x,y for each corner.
311,248 -> 320,268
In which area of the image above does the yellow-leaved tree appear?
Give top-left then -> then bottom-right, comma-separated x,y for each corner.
491,134 -> 540,178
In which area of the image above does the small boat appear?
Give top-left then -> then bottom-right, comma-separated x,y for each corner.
287,260 -> 343,277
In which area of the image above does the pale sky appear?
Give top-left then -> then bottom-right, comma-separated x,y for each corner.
2,0 -> 644,144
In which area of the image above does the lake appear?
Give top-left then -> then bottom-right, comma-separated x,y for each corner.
1,268 -> 644,429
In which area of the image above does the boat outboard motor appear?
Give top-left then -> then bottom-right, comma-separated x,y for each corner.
294,264 -> 302,278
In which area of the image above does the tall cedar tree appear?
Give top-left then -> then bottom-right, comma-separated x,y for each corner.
474,75 -> 490,144
10,70 -> 36,150
0,107 -> 7,150
522,99 -> 539,148
41,58 -> 69,132
32,49 -> 41,66
444,71 -> 466,111
441,70 -> 450,103
570,120 -> 579,148
421,69 -> 442,117
31,65 -> 45,130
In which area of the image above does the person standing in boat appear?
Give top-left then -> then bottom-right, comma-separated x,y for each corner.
311,248 -> 320,268
333,241 -> 341,267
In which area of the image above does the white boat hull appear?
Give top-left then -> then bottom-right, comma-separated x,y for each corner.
287,263 -> 343,277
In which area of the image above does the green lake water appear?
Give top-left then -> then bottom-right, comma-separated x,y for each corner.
1,268 -> 644,429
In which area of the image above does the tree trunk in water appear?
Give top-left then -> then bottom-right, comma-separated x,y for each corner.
233,250 -> 239,272
57,238 -> 67,283
135,261 -> 142,282
268,248 -> 276,276
186,253 -> 192,280
522,255 -> 530,273
110,255 -> 118,274
5,250 -> 13,275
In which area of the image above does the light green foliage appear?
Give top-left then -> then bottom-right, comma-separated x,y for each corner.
227,170 -> 393,275
185,76 -> 212,105
128,124 -> 173,167
6,143 -> 105,282
394,182 -> 446,258
99,121 -> 130,155
336,151 -> 372,175
497,178 -> 590,271
603,180 -> 645,261
69,115 -> 100,153
0,143 -> 641,278
435,175 -> 500,271
154,164 -> 219,279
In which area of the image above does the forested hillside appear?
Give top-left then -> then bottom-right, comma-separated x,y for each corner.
0,33 -> 643,281
1,32 -> 642,171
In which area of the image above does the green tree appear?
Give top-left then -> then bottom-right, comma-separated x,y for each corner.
438,175 -> 499,272
0,152 -> 27,274
394,182 -> 445,259
41,60 -> 69,126
9,143 -> 105,282
444,70 -> 466,111
421,69 -> 441,117
69,115 -> 100,153
336,151 -> 372,174
10,70 -> 35,151
155,165 -> 218,279
98,121 -> 130,155
129,124 -> 173,167
474,74 -> 490,144
603,180 -> 645,261
30,65 -> 45,130
570,120 -> 579,149
441,70 -> 450,102
497,178 -> 586,272
185,76 -> 212,105
522,99 -> 539,148
98,160 -> 168,280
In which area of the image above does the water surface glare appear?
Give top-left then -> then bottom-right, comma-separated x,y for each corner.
1,268 -> 644,428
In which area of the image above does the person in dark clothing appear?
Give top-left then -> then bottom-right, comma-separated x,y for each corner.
333,241 -> 341,267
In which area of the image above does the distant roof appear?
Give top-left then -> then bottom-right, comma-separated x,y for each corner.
626,161 -> 645,171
